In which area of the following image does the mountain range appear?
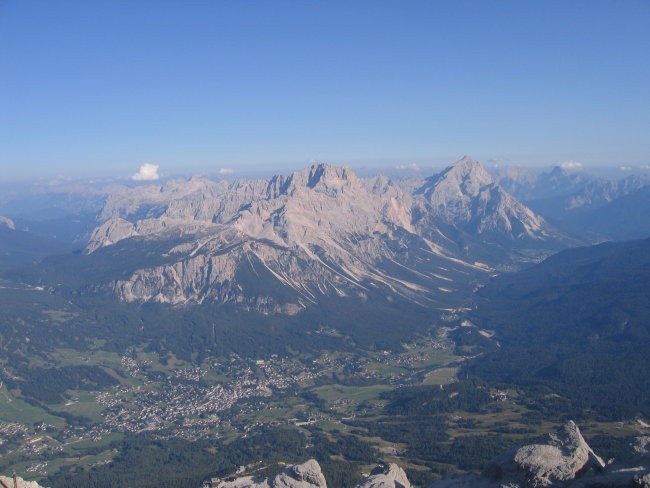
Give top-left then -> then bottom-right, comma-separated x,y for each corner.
36,157 -> 567,312
3,156 -> 648,314
2,157 -> 650,488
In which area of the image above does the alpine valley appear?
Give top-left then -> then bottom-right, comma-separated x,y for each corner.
1,157 -> 649,488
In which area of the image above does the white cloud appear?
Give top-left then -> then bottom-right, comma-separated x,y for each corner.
218,167 -> 235,175
559,160 -> 583,170
620,166 -> 633,171
640,165 -> 650,170
132,163 -> 160,181
395,163 -> 420,171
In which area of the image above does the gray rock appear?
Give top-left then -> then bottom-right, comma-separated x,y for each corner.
488,421 -> 605,487
0,475 -> 43,488
428,421 -> 606,488
208,459 -> 326,488
273,459 -> 327,488
356,463 -> 411,488
205,460 -> 415,488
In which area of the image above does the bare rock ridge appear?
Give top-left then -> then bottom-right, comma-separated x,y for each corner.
203,460 -> 410,488
82,157 -> 568,310
206,459 -> 327,487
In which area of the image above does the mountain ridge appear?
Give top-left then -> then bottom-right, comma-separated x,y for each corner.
73,158 -> 572,310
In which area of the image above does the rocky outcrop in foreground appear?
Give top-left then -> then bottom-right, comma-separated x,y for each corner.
428,421 -> 649,488
0,475 -> 42,488
356,463 -> 411,488
205,422 -> 650,488
7,422 -> 648,488
205,459 -> 327,487
204,460 -> 410,488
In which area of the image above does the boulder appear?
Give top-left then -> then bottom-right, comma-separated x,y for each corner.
0,475 -> 42,488
356,463 -> 411,488
487,421 -> 605,487
428,421 -> 606,488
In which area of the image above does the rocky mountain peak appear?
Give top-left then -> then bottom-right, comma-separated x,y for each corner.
283,163 -> 360,196
440,155 -> 494,194
413,157 -> 555,241
454,154 -> 484,171
418,156 -> 494,202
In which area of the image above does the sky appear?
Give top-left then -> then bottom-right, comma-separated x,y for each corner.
1,0 -> 649,180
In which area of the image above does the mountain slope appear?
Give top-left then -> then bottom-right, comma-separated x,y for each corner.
0,218 -> 74,269
467,237 -> 650,419
579,185 -> 650,241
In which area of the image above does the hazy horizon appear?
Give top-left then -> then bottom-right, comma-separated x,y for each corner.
1,156 -> 648,185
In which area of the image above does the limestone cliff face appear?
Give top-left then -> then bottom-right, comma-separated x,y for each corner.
83,159 -> 567,310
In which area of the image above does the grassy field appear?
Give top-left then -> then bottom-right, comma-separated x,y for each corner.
0,383 -> 66,427
52,391 -> 105,423
312,384 -> 391,413
422,367 -> 458,385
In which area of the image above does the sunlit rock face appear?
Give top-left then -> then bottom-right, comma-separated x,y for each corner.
84,159 -> 567,311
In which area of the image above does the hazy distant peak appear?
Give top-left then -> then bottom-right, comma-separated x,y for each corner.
280,163 -> 361,196
307,163 -> 356,185
418,156 -> 493,200
442,155 -> 493,185
456,154 -> 480,167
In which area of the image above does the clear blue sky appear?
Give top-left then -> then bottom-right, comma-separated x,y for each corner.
1,0 -> 649,179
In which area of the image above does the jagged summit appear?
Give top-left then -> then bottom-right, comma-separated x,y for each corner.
449,155 -> 489,177
284,163 -> 360,196
306,163 -> 356,187
418,155 -> 494,199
